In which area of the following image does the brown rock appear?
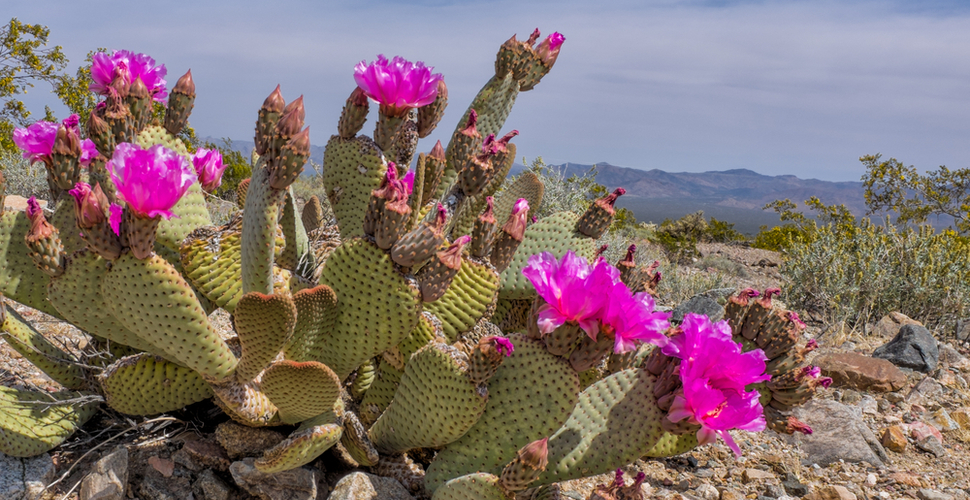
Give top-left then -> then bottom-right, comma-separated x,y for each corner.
720,489 -> 745,500
952,409 -> 970,430
890,471 -> 926,487
181,439 -> 231,472
815,352 -> 907,392
813,485 -> 857,500
741,469 -> 775,483
873,312 -> 921,339
215,421 -> 285,460
881,425 -> 907,452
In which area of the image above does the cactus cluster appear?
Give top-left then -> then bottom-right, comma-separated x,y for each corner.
1,32 -> 826,499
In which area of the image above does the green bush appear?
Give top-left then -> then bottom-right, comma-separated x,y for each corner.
752,224 -> 803,251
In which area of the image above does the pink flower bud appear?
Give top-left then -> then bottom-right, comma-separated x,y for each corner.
68,182 -> 110,229
192,148 -> 226,193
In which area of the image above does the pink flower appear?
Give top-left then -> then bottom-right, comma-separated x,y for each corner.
90,50 -> 168,102
662,313 -> 771,456
522,250 -> 616,338
12,120 -> 58,163
401,170 -> 415,195
536,32 -> 565,66
494,337 -> 514,357
109,204 -> 123,236
79,139 -> 99,167
601,280 -> 670,353
801,365 -> 833,389
26,196 -> 42,219
192,148 -> 226,193
353,55 -> 443,116
106,143 -> 196,219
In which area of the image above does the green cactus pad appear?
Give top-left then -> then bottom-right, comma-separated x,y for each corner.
431,473 -> 510,500
279,188 -> 313,278
48,250 -> 159,354
493,172 -> 544,233
48,198 -> 86,257
535,367 -> 667,486
322,135 -> 388,239
0,211 -> 59,317
261,360 -> 341,424
491,298 -> 531,334
350,358 -> 376,400
370,344 -> 487,454
0,385 -> 98,457
241,158 -> 287,295
425,259 -> 500,343
642,431 -> 699,458
102,252 -> 237,381
340,411 -> 379,466
99,353 -> 213,415
1,305 -> 85,390
234,292 -> 298,382
451,143 -> 518,238
401,312 -> 439,359
359,362 -> 403,426
284,284 -> 339,362
210,377 -> 280,427
180,216 -> 286,314
498,212 -> 597,300
426,334 -> 579,493
255,410 -> 343,473
316,237 -> 422,380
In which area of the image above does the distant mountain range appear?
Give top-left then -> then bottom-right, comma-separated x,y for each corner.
204,137 -> 876,235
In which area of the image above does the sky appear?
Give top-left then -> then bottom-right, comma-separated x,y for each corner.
8,0 -> 970,182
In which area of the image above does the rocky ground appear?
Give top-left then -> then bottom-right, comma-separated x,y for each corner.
1,243 -> 968,500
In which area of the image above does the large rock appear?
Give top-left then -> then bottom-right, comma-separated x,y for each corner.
80,446 -> 128,500
230,458 -> 317,500
872,324 -> 939,373
815,352 -> 907,392
0,452 -> 55,500
791,399 -> 889,467
872,312 -> 921,339
328,472 -> 414,500
215,421 -> 285,460
671,295 -> 724,324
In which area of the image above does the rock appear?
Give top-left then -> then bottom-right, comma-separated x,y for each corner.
927,409 -> 960,431
0,452 -> 55,500
194,469 -> 233,500
812,485 -> 857,500
79,446 -> 128,500
909,421 -> 944,443
215,421 -> 285,459
720,489 -> 745,500
890,472 -> 925,487
230,458 -> 316,500
841,389 -> 861,405
671,295 -> 724,324
872,324 -> 940,373
328,472 -> 414,500
916,435 -> 946,457
148,456 -> 174,478
939,344 -> 970,370
175,439 -> 231,472
695,483 -> 719,500
907,377 -> 944,403
865,473 -> 877,486
765,484 -> 787,498
859,395 -> 878,414
880,425 -> 907,452
814,352 -> 907,392
919,489 -> 955,500
138,474 -> 194,500
873,312 -> 922,338
791,399 -> 889,467
955,319 -> 970,342
952,409 -> 970,430
782,474 -> 810,497
742,469 -> 775,483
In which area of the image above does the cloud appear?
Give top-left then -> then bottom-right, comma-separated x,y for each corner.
8,0 -> 970,181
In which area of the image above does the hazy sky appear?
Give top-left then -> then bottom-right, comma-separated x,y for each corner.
8,0 -> 970,182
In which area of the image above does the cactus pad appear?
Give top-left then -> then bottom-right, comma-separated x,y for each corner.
426,334 -> 579,492
316,237 -> 422,380
432,473 -> 510,500
493,172 -> 544,233
0,211 -> 58,317
241,158 -> 287,295
0,385 -> 98,457
1,305 -> 85,390
370,343 -> 487,454
322,135 -> 388,239
255,410 -> 343,473
285,284 -> 339,362
499,212 -> 597,300
261,360 -> 341,424
424,259 -> 500,342
233,292 -> 297,382
99,353 -> 213,415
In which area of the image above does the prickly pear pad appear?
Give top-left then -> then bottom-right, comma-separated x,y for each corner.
241,158 -> 287,295
99,353 -> 213,415
431,472 -> 509,500
255,410 -> 343,473
498,212 -> 597,300
0,211 -> 59,317
261,360 -> 341,424
102,252 -> 238,381
1,304 -> 85,390
0,385 -> 98,457
492,171 -> 544,234
369,343 -> 487,454
322,135 -> 388,239
317,237 -> 422,380
234,292 -> 298,382
425,259 -> 500,343
426,333 -> 579,493
285,284 -> 339,362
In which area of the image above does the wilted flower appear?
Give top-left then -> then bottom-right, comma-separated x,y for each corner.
354,55 -> 443,116
12,120 -> 58,163
107,143 -> 196,219
522,250 -> 616,338
192,148 -> 226,193
90,50 -> 168,102
494,337 -> 514,357
663,313 -> 771,456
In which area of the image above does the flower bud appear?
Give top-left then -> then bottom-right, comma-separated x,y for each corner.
68,182 -> 108,229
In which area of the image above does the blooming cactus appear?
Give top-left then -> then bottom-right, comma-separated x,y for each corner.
600,282 -> 670,353
106,143 -> 196,219
89,50 -> 168,101
192,148 -> 226,193
662,313 -> 771,456
13,115 -> 99,165
354,55 -> 443,116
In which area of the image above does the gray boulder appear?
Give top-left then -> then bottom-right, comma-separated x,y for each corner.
671,295 -> 724,324
873,324 -> 939,373
790,399 -> 889,467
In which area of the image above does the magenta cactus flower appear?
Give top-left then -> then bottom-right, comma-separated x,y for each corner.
79,139 -> 99,167
494,337 -> 514,357
107,143 -> 196,219
522,250 -> 616,338
662,313 -> 771,456
601,280 -> 671,353
192,148 -> 226,193
12,120 -> 58,163
536,32 -> 565,66
108,204 -> 123,236
353,55 -> 443,116
90,50 -> 168,102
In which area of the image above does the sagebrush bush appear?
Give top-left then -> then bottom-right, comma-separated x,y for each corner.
783,218 -> 970,331
0,149 -> 51,202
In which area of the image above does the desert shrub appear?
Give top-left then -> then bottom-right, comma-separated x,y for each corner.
783,218 -> 970,331
0,149 -> 50,201
705,217 -> 746,243
695,255 -> 748,278
752,224 -> 803,251
655,262 -> 730,307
